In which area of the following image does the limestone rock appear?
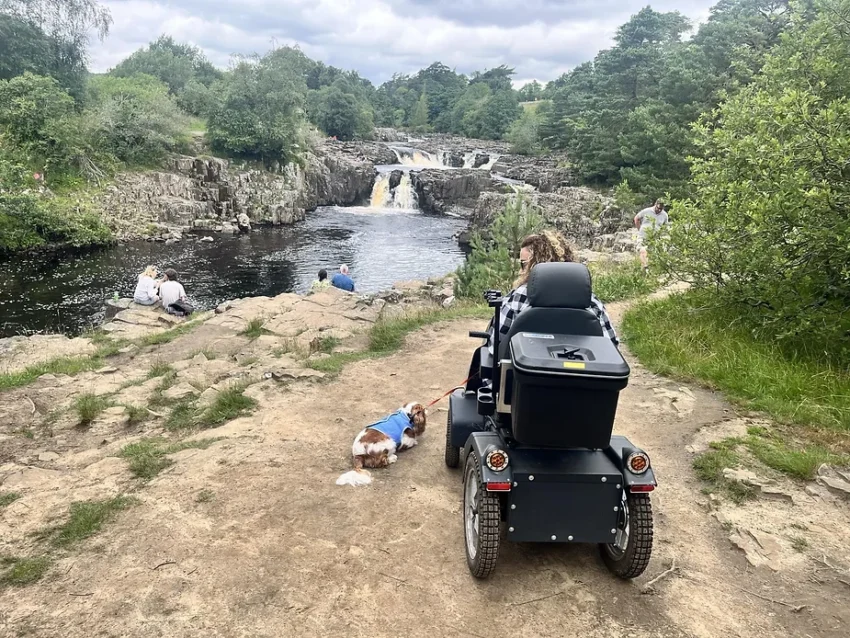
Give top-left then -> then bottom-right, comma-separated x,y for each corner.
816,464 -> 850,500
37,451 -> 60,462
163,382 -> 199,400
0,334 -> 96,376
410,169 -> 499,215
200,236 -> 214,243
729,528 -> 783,571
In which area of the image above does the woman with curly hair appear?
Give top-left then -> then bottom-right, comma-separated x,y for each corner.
487,230 -> 618,356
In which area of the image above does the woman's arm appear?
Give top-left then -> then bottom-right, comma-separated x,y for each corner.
590,293 -> 618,345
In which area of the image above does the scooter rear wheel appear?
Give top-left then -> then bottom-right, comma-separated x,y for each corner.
445,411 -> 460,468
600,492 -> 653,579
463,453 -> 501,578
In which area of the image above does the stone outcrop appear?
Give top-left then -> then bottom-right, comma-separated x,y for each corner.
491,156 -> 576,192
96,144 -> 378,241
468,187 -> 625,248
410,169 -> 501,215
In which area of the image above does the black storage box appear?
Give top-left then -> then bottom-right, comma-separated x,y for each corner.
508,332 -> 630,448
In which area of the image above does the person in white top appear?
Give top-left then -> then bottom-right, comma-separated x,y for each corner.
133,265 -> 161,305
634,199 -> 669,271
159,268 -> 189,315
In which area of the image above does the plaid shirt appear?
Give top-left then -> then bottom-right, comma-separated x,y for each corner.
488,284 -> 619,355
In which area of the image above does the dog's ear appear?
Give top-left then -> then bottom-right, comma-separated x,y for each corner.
410,403 -> 426,434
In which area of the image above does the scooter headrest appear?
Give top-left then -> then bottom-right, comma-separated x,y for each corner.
526,262 -> 593,309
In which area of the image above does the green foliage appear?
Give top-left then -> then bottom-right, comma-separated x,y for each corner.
506,108 -> 542,155
207,47 -> 311,168
654,0 -> 850,357
1,555 -> 51,586
455,194 -> 543,299
200,384 -> 257,427
588,259 -> 659,303
85,73 -> 188,165
309,77 -> 375,140
119,437 -> 222,479
46,496 -> 136,547
0,492 -> 21,508
109,35 -> 221,114
73,392 -> 110,426
541,1 -> 795,197
518,80 -> 544,102
239,317 -> 270,340
409,93 -> 430,132
622,291 -> 850,431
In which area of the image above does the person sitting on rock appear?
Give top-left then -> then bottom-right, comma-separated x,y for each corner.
311,269 -> 331,292
133,266 -> 161,306
159,268 -> 192,316
331,264 -> 355,293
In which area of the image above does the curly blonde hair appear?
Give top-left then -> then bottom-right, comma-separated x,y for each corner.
140,265 -> 159,280
515,230 -> 576,287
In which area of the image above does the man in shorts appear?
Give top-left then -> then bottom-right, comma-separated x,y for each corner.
634,199 -> 668,271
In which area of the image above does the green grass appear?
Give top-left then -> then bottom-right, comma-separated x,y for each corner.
240,317 -> 271,341
199,384 -> 257,427
790,536 -> 809,552
0,320 -> 201,392
164,398 -> 198,430
589,259 -> 660,304
147,361 -> 174,379
0,492 -> 22,508
45,496 -> 137,548
73,393 -> 111,426
307,303 -> 491,376
123,404 -> 149,425
742,429 -> 846,480
0,355 -> 106,391
1,556 -> 51,586
623,291 -> 850,432
195,489 -> 215,503
692,439 -> 758,503
315,336 -> 340,354
119,437 -> 222,479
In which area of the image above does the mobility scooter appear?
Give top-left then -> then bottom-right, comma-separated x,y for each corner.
445,262 -> 656,579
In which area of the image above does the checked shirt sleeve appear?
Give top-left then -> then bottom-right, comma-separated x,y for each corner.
590,293 -> 619,346
487,286 -> 529,356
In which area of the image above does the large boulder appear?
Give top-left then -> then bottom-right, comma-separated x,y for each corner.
469,187 -> 610,248
410,169 -> 499,215
491,157 -> 576,192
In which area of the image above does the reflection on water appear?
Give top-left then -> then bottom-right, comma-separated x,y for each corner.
0,206 -> 468,337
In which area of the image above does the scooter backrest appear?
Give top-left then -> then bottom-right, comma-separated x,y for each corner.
498,263 -> 603,360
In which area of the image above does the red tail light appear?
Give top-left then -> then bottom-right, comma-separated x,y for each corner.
629,484 -> 655,493
486,482 -> 512,492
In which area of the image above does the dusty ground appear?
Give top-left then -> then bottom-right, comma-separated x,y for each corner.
1,292 -> 849,638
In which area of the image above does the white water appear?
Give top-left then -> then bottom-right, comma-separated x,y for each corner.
390,146 -> 447,168
369,172 -> 417,209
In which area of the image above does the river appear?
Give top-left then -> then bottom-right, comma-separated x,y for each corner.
0,206 -> 468,338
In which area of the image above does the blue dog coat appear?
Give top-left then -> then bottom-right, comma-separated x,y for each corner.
367,410 -> 413,445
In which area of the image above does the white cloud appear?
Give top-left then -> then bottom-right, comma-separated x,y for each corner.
89,0 -> 717,83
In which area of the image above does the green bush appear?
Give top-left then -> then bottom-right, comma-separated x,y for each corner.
654,2 -> 850,360
454,193 -> 543,299
505,109 -> 542,155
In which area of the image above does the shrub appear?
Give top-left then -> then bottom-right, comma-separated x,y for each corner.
454,193 -> 542,299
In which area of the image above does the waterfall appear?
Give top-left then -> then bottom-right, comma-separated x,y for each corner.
390,147 -> 446,168
462,152 -> 476,169
369,172 -> 417,210
481,154 -> 500,171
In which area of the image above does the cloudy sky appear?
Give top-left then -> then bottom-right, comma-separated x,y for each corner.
88,0 -> 717,86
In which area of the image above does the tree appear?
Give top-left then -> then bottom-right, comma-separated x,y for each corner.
409,93 -> 430,132
506,109 -> 542,155
518,80 -> 544,101
0,0 -> 112,99
110,35 -> 222,109
655,0 -> 850,354
207,47 -> 310,167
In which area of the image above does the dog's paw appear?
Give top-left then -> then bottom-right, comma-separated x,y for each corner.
388,454 -> 398,464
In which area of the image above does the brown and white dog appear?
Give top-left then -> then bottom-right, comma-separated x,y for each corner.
336,402 -> 427,487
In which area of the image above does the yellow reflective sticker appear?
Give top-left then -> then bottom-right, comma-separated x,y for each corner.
563,362 -> 586,369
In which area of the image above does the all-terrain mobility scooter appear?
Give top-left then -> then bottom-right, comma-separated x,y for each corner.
445,262 -> 656,579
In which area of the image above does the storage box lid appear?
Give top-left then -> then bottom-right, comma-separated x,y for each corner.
509,332 -> 630,378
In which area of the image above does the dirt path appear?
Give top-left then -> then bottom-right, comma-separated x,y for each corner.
2,298 -> 849,637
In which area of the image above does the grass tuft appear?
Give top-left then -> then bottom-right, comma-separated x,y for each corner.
123,404 -> 149,425
199,384 -> 256,427
164,398 -> 198,431
147,361 -> 174,379
240,317 -> 271,341
73,393 -> 111,426
195,489 -> 215,503
46,496 -> 137,548
1,556 -> 51,586
692,438 -> 758,503
0,492 -> 22,508
119,437 -> 222,479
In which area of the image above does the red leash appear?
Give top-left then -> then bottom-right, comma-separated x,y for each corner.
425,373 -> 478,409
